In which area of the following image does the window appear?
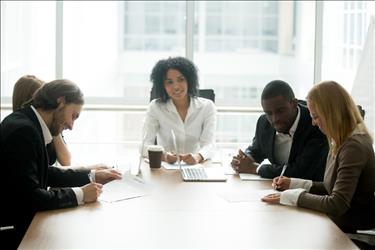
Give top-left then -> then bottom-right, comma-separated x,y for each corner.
0,1 -> 55,100
194,1 -> 315,142
321,1 -> 375,136
1,1 -> 374,149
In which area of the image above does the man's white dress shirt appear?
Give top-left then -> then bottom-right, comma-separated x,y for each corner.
273,106 -> 301,164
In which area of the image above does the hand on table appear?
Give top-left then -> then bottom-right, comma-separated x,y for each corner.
231,149 -> 258,174
163,152 -> 178,164
180,153 -> 203,165
261,193 -> 281,204
95,169 -> 122,184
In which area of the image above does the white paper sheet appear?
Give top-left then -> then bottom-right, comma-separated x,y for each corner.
218,189 -> 280,202
223,165 -> 236,175
99,172 -> 152,203
239,173 -> 271,181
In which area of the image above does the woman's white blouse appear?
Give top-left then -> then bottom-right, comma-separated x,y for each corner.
142,97 -> 216,160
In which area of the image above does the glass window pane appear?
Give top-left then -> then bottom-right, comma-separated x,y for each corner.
194,1 -> 315,143
62,1 -> 186,143
0,1 -> 55,101
322,1 -> 375,136
63,1 -> 186,105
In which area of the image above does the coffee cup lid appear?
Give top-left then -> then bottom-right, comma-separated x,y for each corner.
147,145 -> 164,152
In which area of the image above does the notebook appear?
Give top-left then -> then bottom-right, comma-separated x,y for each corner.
171,129 -> 227,182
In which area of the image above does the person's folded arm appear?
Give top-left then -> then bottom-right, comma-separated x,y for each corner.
53,134 -> 71,166
297,142 -> 365,216
6,130 -> 80,211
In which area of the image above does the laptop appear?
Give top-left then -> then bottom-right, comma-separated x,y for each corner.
171,129 -> 227,182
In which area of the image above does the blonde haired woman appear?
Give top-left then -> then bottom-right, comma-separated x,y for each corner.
12,75 -> 72,166
262,81 -> 375,233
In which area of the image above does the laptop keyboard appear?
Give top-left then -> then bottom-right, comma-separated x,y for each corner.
182,167 -> 208,180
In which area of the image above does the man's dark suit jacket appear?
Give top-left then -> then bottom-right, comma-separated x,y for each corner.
245,103 -> 328,181
0,106 -> 90,249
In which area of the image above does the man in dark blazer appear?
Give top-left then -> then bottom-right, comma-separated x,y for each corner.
0,79 -> 122,249
231,80 -> 328,181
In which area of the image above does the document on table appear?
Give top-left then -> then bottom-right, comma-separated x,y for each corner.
223,165 -> 236,175
211,153 -> 222,164
218,189 -> 279,203
99,172 -> 152,203
239,173 -> 271,181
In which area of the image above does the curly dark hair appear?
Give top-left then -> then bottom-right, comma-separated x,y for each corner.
150,57 -> 199,102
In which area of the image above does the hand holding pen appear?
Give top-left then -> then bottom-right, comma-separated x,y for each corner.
272,164 -> 291,191
82,174 -> 103,203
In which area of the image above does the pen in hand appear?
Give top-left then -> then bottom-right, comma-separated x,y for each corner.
88,172 -> 94,183
274,164 -> 287,190
280,164 -> 287,178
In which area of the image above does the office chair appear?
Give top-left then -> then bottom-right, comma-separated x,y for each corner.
197,89 -> 215,103
150,88 -> 215,103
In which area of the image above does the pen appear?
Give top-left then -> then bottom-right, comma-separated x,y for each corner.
88,173 -> 93,183
0,226 -> 14,231
279,164 -> 287,178
274,164 -> 287,190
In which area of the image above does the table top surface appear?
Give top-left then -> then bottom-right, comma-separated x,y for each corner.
19,162 -> 357,249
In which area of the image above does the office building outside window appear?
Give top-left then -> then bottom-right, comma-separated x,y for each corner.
1,1 -> 374,158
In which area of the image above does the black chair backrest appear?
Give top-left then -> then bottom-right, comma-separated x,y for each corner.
198,89 -> 215,103
150,88 -> 215,103
297,99 -> 307,106
357,105 -> 365,118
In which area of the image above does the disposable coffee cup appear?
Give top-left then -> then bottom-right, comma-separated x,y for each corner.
147,145 -> 164,169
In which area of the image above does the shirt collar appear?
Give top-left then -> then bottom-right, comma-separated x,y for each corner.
30,105 -> 53,145
351,123 -> 366,136
166,96 -> 203,113
276,106 -> 300,137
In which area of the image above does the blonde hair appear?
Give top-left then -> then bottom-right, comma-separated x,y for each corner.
12,75 -> 44,112
307,81 -> 372,156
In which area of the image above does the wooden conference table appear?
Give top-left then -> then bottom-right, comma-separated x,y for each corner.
19,161 -> 357,249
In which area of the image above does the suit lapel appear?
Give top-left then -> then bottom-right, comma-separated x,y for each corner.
22,106 -> 50,187
264,122 -> 276,162
288,105 -> 307,161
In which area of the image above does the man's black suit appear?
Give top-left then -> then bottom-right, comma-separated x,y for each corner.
246,103 -> 328,181
0,107 -> 90,248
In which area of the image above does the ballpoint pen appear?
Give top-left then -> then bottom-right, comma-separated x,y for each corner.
88,172 -> 94,183
274,164 -> 287,190
280,164 -> 287,178
0,226 -> 14,231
